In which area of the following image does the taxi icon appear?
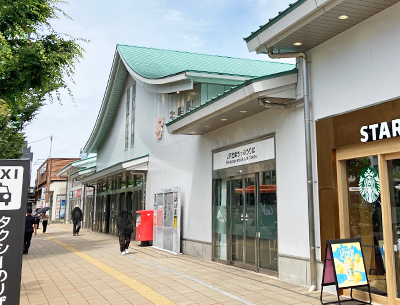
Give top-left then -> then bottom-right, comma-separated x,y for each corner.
0,183 -> 11,205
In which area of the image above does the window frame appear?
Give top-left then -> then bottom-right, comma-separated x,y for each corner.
131,85 -> 136,147
124,88 -> 130,150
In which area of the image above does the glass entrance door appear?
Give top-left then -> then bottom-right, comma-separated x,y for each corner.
344,156 -> 386,296
231,178 -> 244,263
258,171 -> 278,272
229,174 -> 278,273
386,157 -> 400,300
337,146 -> 400,304
212,168 -> 278,274
245,176 -> 256,266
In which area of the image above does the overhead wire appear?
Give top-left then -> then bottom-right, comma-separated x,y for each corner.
28,136 -> 52,144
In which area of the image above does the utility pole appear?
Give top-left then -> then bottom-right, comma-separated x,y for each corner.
49,135 -> 53,158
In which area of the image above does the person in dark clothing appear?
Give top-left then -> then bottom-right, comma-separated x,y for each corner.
117,210 -> 133,255
24,208 -> 37,254
70,205 -> 83,236
34,208 -> 40,229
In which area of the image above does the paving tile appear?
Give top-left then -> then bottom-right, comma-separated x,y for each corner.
20,224 -> 344,305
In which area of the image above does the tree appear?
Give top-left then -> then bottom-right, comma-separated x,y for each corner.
0,0 -> 85,158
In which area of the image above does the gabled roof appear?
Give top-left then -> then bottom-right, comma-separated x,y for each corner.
84,45 -> 295,154
118,45 -> 295,79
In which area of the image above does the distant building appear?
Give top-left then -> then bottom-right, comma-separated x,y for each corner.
56,157 -> 96,228
35,158 -> 79,220
27,186 -> 35,208
21,141 -> 33,162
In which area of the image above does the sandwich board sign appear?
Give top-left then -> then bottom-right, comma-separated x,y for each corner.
0,160 -> 30,304
320,238 -> 371,304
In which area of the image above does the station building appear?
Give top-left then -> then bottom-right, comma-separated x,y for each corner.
79,0 -> 400,303
80,45 -> 296,274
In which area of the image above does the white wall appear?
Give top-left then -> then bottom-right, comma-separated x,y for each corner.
145,87 -> 310,257
309,1 -> 400,121
95,67 -> 311,258
203,105 -> 310,257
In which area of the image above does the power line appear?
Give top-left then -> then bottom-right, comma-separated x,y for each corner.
28,136 -> 52,144
53,136 -> 80,147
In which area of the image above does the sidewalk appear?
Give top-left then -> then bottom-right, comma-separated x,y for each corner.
20,224 -> 344,305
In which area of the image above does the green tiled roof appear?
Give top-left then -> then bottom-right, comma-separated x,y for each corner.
244,0 -> 306,43
117,45 -> 295,79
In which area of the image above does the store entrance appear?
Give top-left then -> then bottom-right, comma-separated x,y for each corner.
336,143 -> 400,304
231,175 -> 257,268
213,170 -> 277,275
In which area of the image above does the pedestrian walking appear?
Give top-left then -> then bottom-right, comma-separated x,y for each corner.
117,210 -> 133,255
35,208 -> 40,229
24,208 -> 37,254
70,204 -> 83,236
41,211 -> 49,233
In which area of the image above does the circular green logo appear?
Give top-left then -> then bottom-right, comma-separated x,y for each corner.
359,167 -> 380,203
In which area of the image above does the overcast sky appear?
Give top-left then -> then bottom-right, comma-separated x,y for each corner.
25,0 -> 295,185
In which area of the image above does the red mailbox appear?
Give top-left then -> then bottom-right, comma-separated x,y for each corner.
136,210 -> 153,244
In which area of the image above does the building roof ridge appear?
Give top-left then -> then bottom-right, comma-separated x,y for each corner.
117,44 -> 293,65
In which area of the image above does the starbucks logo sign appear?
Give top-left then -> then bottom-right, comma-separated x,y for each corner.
359,167 -> 380,203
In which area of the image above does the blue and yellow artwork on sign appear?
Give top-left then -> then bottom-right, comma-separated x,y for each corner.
331,242 -> 368,288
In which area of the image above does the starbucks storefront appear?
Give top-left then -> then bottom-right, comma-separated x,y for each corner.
317,98 -> 400,304
212,136 -> 278,276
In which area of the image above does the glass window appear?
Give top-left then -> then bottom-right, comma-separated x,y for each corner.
387,158 -> 400,299
125,89 -> 130,149
97,181 -> 103,193
346,156 -> 386,296
107,178 -> 112,191
120,174 -> 126,189
128,173 -> 134,187
258,170 -> 278,271
213,178 -> 228,261
245,176 -> 256,266
231,178 -> 244,262
117,175 -> 122,190
135,175 -> 142,186
131,85 -> 136,146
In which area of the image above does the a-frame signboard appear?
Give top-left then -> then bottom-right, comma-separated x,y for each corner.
320,238 -> 372,304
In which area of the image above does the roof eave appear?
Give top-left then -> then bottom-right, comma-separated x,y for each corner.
79,155 -> 149,184
84,49 -> 127,154
246,0 -> 335,53
166,68 -> 298,127
56,156 -> 97,176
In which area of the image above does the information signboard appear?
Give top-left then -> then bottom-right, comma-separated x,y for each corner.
320,238 -> 371,304
55,197 -> 61,219
60,199 -> 66,218
213,137 -> 275,171
153,187 -> 180,254
0,159 -> 30,304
